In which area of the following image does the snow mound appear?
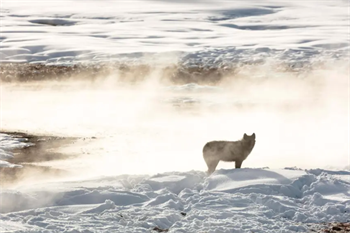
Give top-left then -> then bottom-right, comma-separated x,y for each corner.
203,168 -> 307,194
1,168 -> 349,232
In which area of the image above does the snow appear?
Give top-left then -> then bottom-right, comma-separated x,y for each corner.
1,168 -> 349,232
1,0 -> 349,64
1,130 -> 346,232
1,0 -> 349,232
0,133 -> 33,168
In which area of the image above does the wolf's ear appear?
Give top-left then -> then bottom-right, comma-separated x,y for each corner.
252,133 -> 256,139
244,133 -> 247,137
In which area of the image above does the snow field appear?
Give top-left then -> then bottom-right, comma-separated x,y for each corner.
1,168 -> 349,232
1,0 -> 348,65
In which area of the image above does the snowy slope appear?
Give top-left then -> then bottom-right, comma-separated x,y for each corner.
1,0 -> 349,64
1,168 -> 349,232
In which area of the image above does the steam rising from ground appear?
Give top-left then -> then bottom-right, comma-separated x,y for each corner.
1,61 -> 349,180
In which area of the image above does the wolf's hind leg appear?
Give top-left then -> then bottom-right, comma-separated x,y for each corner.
235,160 -> 243,169
206,159 -> 219,175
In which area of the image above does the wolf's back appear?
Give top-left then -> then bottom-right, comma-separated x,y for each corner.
203,141 -> 232,153
203,140 -> 243,161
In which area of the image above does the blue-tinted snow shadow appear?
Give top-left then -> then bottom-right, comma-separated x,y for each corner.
213,168 -> 291,184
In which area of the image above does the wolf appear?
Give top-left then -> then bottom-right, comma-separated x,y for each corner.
203,133 -> 256,174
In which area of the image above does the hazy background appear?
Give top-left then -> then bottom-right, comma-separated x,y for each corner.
1,61 -> 348,178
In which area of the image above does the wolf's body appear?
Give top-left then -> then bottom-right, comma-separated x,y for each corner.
203,133 -> 256,174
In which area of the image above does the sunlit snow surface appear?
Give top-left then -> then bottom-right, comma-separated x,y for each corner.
1,0 -> 349,64
1,168 -> 350,232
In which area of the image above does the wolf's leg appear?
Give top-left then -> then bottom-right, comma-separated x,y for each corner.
235,160 -> 243,169
207,160 -> 219,175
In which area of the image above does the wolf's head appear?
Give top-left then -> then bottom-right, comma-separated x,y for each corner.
243,133 -> 256,141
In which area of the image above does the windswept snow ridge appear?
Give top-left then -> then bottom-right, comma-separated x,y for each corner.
1,168 -> 349,232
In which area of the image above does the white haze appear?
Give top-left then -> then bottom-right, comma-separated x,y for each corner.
1,62 -> 348,178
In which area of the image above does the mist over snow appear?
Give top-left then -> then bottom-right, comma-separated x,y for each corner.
0,0 -> 349,232
1,65 -> 348,174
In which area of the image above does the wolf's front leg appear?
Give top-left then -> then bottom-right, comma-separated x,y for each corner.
235,160 -> 243,169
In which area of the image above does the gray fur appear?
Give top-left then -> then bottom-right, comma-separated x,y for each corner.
203,133 -> 256,174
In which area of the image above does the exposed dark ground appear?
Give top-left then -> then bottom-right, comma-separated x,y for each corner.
308,222 -> 350,232
0,62 -> 304,84
0,63 -> 230,84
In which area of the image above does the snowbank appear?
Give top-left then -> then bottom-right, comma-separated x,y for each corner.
1,168 -> 349,232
